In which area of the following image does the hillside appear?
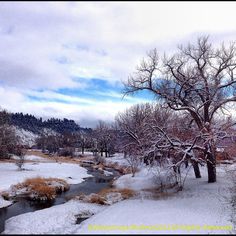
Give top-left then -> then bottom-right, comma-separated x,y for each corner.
10,112 -> 92,135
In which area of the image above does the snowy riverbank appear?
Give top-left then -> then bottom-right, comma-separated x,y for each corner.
3,163 -> 235,234
0,161 -> 92,208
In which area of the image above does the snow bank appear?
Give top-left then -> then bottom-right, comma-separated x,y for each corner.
114,167 -> 157,191
105,153 -> 129,166
0,196 -> 12,209
103,170 -> 113,176
0,162 -> 92,192
3,200 -> 105,234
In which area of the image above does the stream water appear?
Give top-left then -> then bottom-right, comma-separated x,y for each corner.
0,166 -> 120,233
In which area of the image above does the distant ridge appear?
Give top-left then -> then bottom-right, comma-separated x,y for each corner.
10,112 -> 92,135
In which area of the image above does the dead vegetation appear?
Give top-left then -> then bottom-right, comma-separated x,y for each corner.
142,187 -> 177,200
12,177 -> 69,201
75,187 -> 135,205
26,150 -> 49,159
103,162 -> 132,175
98,187 -> 135,199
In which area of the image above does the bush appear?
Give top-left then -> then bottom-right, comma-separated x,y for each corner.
12,177 -> 69,201
77,188 -> 135,205
89,194 -> 107,205
98,188 -> 135,199
58,147 -> 75,157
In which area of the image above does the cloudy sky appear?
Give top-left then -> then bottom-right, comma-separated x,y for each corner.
1,2 -> 236,127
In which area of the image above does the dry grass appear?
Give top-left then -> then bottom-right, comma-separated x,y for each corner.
98,187 -> 135,199
89,194 -> 107,205
75,187 -> 135,205
32,185 -> 56,200
26,150 -> 49,159
142,187 -> 177,200
13,177 -> 69,200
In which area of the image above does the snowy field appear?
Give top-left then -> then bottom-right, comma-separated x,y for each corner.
0,162 -> 92,208
3,163 -> 235,234
0,162 -> 91,192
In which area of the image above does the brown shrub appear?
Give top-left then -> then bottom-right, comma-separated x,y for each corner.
98,187 -> 135,199
46,178 -> 69,192
12,177 -> 69,201
74,187 -> 135,205
1,191 -> 10,200
88,194 -> 107,205
119,188 -> 135,199
31,185 -> 56,200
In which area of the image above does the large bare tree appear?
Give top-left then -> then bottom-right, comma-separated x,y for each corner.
124,36 -> 236,183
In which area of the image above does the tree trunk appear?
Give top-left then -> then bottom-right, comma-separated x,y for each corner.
206,152 -> 216,183
173,166 -> 181,174
185,160 -> 189,168
192,160 -> 201,178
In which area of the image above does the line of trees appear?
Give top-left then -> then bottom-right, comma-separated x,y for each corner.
35,121 -> 118,158
11,112 -> 92,135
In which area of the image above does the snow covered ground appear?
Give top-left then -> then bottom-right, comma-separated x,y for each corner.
3,200 -> 105,234
3,163 -> 235,234
77,165 -> 234,235
0,162 -> 91,192
0,161 -> 92,208
0,196 -> 12,209
105,153 -> 129,166
114,167 -> 157,191
11,155 -> 47,162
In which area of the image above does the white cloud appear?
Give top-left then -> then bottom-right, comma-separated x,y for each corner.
1,2 -> 236,125
0,86 -> 150,127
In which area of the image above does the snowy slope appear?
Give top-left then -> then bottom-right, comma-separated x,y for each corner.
13,126 -> 59,147
0,196 -> 12,209
3,164 -> 235,234
13,127 -> 39,147
75,164 -> 234,234
114,167 -> 157,191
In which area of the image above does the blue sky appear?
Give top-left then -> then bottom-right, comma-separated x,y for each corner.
1,2 -> 236,127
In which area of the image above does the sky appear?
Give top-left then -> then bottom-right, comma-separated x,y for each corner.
1,2 -> 236,127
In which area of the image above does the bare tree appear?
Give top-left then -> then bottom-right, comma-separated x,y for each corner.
116,103 -> 160,177
124,36 -> 236,183
94,121 -> 116,157
15,146 -> 27,170
36,134 -> 61,155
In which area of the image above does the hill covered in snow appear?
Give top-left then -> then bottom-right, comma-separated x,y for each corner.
9,112 -> 92,147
